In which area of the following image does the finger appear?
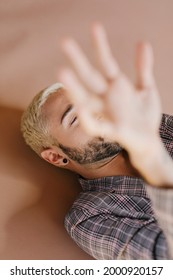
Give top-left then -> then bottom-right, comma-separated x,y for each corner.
58,68 -> 103,111
61,38 -> 107,94
92,22 -> 119,80
136,42 -> 155,89
58,68 -> 89,105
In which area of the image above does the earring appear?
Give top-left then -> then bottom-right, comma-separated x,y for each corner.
63,158 -> 68,164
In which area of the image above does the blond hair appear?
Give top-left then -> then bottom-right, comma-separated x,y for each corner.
21,83 -> 64,155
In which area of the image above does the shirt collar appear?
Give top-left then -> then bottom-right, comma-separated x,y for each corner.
78,175 -> 149,198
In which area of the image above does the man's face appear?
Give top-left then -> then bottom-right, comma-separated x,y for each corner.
42,91 -> 122,165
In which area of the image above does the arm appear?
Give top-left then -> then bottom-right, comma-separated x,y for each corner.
58,23 -> 173,258
146,114 -> 173,257
65,197 -> 169,260
59,24 -> 173,188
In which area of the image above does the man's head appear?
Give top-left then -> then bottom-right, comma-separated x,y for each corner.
21,83 -> 122,172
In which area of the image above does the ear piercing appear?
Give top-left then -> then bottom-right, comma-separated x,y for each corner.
63,158 -> 68,164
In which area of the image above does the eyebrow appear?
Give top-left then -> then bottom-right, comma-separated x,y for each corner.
60,104 -> 73,124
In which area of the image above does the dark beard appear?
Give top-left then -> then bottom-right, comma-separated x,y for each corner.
59,137 -> 123,165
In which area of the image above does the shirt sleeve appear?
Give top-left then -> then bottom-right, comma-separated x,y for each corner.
146,186 -> 173,259
160,113 -> 173,157
65,206 -> 169,259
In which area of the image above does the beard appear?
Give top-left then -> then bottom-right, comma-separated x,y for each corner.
59,137 -> 123,165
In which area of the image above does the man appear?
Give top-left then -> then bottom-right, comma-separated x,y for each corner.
21,23 -> 173,259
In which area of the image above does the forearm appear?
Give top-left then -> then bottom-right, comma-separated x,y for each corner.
128,135 -> 173,258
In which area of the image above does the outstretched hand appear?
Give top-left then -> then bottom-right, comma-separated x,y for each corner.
58,23 -> 162,161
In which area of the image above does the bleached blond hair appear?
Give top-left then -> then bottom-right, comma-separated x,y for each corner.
21,82 -> 64,155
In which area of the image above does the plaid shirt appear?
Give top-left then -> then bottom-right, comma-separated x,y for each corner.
64,114 -> 173,259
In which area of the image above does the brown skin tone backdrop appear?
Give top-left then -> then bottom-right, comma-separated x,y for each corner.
0,0 -> 173,259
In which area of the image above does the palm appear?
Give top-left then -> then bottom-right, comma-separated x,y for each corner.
104,75 -> 161,149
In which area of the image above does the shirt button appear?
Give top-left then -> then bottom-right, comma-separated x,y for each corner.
110,190 -> 115,193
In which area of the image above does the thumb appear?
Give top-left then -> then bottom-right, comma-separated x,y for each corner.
136,42 -> 155,89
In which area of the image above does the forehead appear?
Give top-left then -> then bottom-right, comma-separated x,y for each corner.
42,88 -> 70,118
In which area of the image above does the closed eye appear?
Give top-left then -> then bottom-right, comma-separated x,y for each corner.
61,104 -> 73,124
70,116 -> 77,126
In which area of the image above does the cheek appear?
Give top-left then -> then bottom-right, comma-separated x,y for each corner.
66,127 -> 93,149
54,125 -> 92,149
69,129 -> 92,148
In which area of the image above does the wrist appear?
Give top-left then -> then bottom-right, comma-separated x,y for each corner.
129,136 -> 173,187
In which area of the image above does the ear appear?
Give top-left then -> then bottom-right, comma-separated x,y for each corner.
41,148 -> 69,167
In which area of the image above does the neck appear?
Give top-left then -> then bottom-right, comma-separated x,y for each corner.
73,150 -> 141,180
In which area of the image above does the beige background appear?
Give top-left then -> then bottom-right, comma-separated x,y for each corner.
0,0 -> 173,259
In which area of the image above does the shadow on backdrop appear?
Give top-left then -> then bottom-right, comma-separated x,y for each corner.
0,106 -> 92,259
